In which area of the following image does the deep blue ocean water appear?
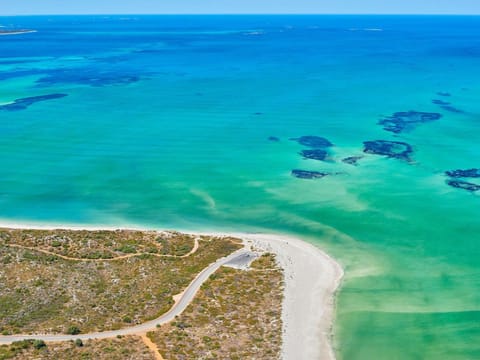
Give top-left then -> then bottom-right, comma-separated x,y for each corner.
1,15 -> 480,359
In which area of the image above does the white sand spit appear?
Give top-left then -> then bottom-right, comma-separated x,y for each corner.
208,232 -> 344,360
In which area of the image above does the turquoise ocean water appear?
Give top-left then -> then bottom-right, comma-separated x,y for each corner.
0,15 -> 479,359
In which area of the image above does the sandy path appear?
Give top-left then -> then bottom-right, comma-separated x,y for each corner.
5,237 -> 199,262
140,334 -> 164,360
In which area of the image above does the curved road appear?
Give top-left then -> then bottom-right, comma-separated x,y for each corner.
0,247 -> 249,345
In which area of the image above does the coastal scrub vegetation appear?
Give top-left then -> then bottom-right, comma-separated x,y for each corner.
0,229 -> 197,259
0,229 -> 241,334
148,253 -> 284,359
0,336 -> 153,360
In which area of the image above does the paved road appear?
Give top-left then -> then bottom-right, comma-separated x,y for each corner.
0,248 -> 250,344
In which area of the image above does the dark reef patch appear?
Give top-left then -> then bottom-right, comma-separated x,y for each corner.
268,136 -> 280,142
36,69 -> 140,87
87,54 -> 132,64
440,105 -> 464,113
0,66 -> 142,87
445,169 -> 480,178
300,149 -> 329,161
363,140 -> 413,162
378,111 -> 442,134
291,169 -> 330,179
290,136 -> 333,148
432,99 -> 450,105
0,59 -> 38,65
446,180 -> 480,192
0,68 -> 43,81
342,156 -> 364,166
0,93 -> 68,111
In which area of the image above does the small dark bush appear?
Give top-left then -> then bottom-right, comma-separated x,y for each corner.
66,326 -> 81,335
33,339 -> 46,350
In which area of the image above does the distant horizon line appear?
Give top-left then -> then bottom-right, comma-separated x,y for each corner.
1,13 -> 480,17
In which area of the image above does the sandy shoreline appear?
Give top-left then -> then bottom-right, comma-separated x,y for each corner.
230,232 -> 344,360
0,30 -> 37,36
0,223 -> 343,360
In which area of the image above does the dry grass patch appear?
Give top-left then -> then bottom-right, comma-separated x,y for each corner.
149,253 -> 284,360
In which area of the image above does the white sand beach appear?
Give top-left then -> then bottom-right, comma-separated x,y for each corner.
218,233 -> 344,360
